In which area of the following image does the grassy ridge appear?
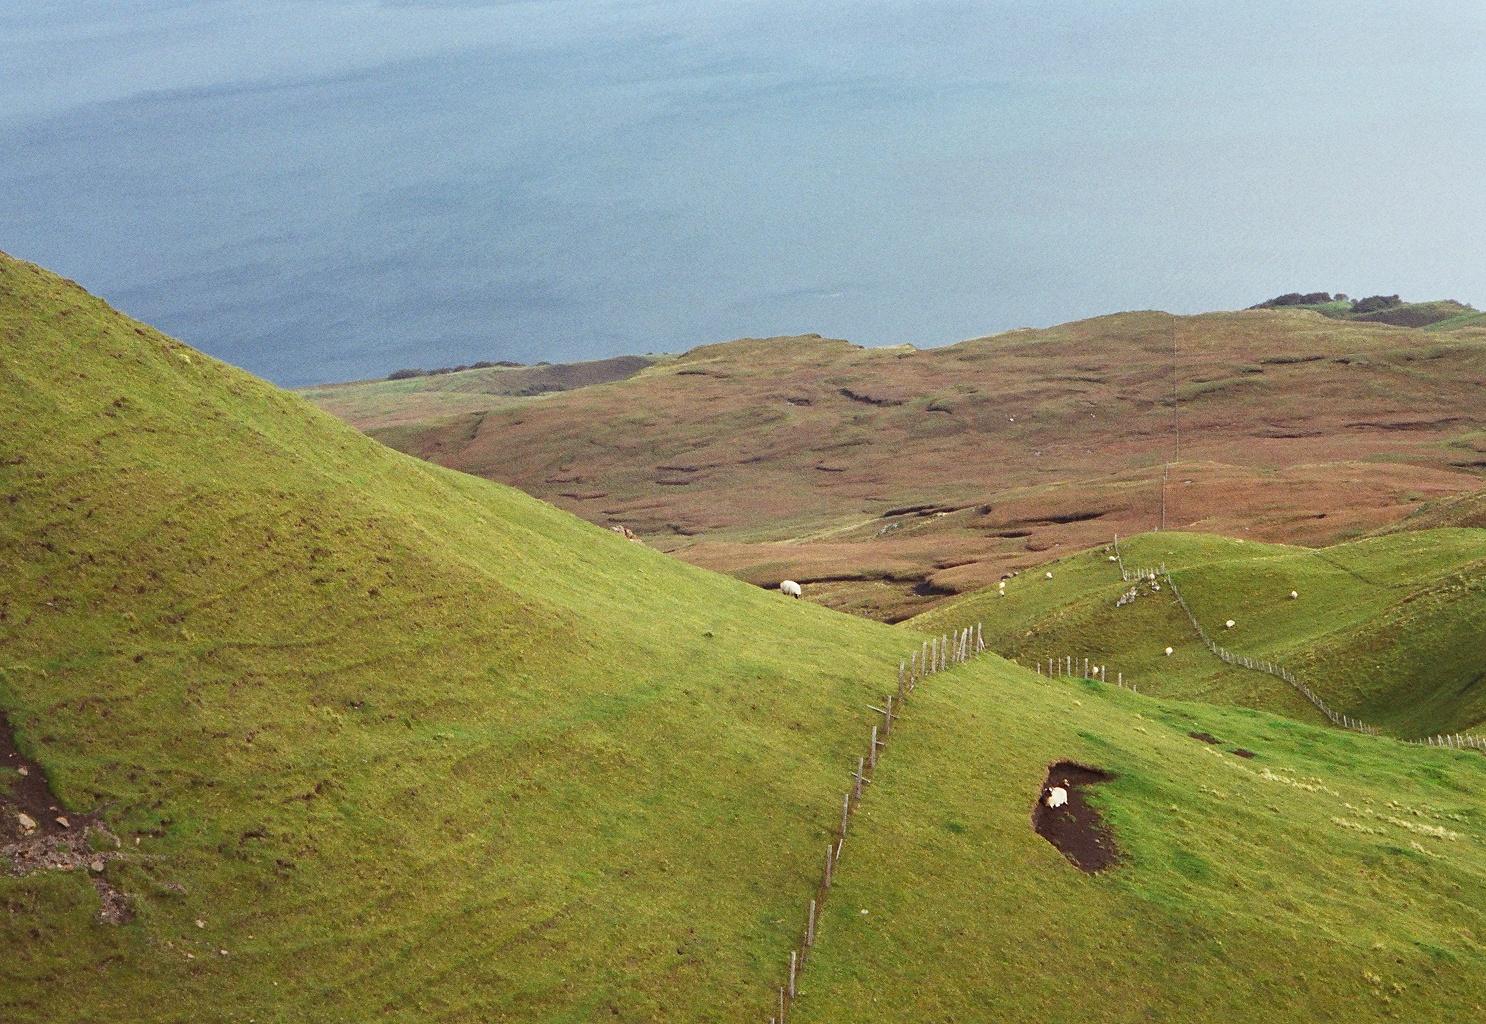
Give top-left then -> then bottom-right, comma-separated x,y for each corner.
914,531 -> 1486,737
793,660 -> 1486,1023
0,253 -> 917,1022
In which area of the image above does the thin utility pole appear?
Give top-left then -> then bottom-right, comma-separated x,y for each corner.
1160,318 -> 1179,530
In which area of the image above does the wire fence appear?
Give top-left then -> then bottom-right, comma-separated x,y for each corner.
1152,564 -> 1483,752
763,622 -> 986,1023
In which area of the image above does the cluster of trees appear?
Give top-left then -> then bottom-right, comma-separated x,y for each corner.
1251,292 -> 1404,315
386,360 -> 524,381
1254,291 -> 1345,307
1350,294 -> 1403,314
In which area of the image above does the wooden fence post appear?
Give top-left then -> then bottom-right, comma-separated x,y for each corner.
807,899 -> 816,946
869,725 -> 878,769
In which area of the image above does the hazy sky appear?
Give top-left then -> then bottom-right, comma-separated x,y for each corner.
4,2 -> 1484,386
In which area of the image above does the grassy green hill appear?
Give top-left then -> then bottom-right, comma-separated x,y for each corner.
0,253 -> 918,1022
2,253 -> 1484,1022
915,530 -> 1486,738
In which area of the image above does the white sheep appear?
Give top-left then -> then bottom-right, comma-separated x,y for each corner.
1290,590 -> 1299,600
1225,619 -> 1236,629
1045,571 -> 1054,580
1164,646 -> 1174,656
780,580 -> 802,599
1044,781 -> 1069,809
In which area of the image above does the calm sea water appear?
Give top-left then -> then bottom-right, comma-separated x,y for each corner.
4,2 -> 1483,386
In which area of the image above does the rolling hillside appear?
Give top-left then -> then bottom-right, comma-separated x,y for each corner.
303,312 -> 1486,622
915,530 -> 1486,738
0,253 -> 917,1022
2,253 -> 1483,1022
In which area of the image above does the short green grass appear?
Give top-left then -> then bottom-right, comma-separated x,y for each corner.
794,660 -> 1486,1023
915,530 -> 1486,737
0,254 -> 919,1022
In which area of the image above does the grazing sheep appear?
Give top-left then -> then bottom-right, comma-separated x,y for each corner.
1044,781 -> 1070,809
1164,646 -> 1174,656
1290,590 -> 1299,600
780,580 -> 803,599
1225,619 -> 1236,629
1045,571 -> 1054,580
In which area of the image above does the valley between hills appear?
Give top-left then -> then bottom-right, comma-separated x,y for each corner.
4,252 -> 1484,1023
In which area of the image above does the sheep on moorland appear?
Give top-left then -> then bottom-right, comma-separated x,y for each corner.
1225,619 -> 1236,629
1044,781 -> 1070,809
1290,590 -> 1299,600
780,579 -> 803,599
1164,646 -> 1174,656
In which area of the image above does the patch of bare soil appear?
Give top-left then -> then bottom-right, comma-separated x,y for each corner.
2,709 -> 132,923
1188,731 -> 1223,745
1032,761 -> 1119,873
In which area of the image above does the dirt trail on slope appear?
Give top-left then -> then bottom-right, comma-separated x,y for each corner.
1032,761 -> 1119,872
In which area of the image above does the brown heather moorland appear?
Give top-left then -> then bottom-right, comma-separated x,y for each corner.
307,310 -> 1486,620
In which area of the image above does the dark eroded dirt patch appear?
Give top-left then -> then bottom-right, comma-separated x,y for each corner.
1232,748 -> 1257,759
1031,761 -> 1119,873
1188,731 -> 1223,745
2,709 -> 132,922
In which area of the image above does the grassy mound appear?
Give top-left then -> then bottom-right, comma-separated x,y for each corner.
1394,486 -> 1486,530
915,531 -> 1486,737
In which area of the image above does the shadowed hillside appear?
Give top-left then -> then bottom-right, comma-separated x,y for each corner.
306,312 -> 1486,621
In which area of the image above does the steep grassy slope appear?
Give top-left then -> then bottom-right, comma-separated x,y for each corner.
0,253 -> 918,1023
793,661 -> 1486,1023
304,313 -> 1486,621
916,531 -> 1486,738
